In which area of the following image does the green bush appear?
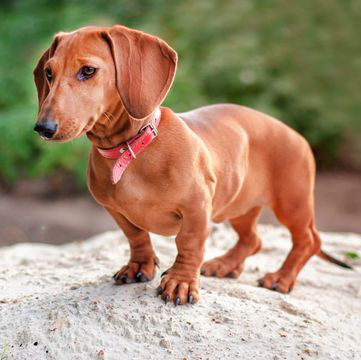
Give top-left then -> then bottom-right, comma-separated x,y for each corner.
0,0 -> 360,187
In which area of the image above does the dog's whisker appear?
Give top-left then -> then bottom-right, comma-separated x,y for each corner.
103,111 -> 114,124
104,111 -> 114,118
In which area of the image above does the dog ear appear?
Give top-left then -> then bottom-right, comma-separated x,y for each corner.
103,25 -> 177,120
33,36 -> 60,111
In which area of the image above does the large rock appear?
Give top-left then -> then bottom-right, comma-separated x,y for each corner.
0,225 -> 360,360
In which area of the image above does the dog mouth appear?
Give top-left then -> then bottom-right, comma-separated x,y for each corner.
68,117 -> 98,139
83,116 -> 97,133
37,116 -> 97,143
42,129 -> 80,143
56,122 -> 96,142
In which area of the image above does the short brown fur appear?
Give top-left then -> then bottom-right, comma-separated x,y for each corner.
34,25 -> 348,305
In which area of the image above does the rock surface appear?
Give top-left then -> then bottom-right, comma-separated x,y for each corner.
0,225 -> 360,360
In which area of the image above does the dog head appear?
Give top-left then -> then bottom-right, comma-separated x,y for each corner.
33,25 -> 177,141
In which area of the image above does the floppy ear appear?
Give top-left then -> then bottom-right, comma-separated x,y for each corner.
103,25 -> 177,120
33,36 -> 60,111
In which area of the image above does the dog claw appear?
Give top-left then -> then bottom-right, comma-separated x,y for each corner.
164,294 -> 170,304
120,273 -> 136,284
200,269 -> 206,275
161,270 -> 168,277
257,278 -> 264,287
140,275 -> 149,282
271,282 -> 278,291
135,272 -> 142,282
188,295 -> 193,304
175,297 -> 180,306
211,271 -> 217,277
227,271 -> 237,279
136,272 -> 149,283
156,287 -> 163,296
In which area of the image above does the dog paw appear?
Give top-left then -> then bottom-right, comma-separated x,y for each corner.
200,257 -> 244,278
257,272 -> 294,294
113,257 -> 159,285
157,268 -> 199,305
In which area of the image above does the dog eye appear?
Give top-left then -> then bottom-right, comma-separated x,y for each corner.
78,66 -> 97,80
45,68 -> 52,81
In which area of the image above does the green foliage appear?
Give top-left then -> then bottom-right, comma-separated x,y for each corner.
345,251 -> 359,260
0,343 -> 9,360
0,0 -> 360,187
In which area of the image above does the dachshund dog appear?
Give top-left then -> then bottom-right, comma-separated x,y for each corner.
33,25 -> 350,305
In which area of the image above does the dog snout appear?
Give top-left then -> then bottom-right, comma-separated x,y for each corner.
34,119 -> 58,139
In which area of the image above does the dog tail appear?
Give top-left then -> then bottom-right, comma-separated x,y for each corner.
317,250 -> 353,270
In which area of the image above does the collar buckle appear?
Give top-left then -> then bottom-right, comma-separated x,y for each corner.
138,121 -> 158,137
126,141 -> 136,159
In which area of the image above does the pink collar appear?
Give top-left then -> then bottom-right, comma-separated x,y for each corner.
97,108 -> 161,184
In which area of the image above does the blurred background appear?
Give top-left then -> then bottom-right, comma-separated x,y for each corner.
0,0 -> 360,246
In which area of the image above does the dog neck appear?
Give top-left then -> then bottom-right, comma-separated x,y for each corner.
86,102 -> 150,149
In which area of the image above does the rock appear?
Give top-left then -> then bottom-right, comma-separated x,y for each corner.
0,225 -> 360,359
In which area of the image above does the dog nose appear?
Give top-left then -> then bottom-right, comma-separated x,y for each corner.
34,120 -> 58,139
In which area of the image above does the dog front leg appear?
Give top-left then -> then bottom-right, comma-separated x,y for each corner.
158,207 -> 211,305
105,207 -> 158,284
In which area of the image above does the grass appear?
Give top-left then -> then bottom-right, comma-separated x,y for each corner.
345,251 -> 359,260
0,344 -> 9,360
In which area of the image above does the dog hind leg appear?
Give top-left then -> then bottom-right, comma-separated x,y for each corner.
258,197 -> 320,293
201,207 -> 262,278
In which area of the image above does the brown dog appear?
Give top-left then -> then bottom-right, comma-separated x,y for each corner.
33,25 -> 350,305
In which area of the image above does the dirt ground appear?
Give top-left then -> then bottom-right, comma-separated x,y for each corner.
0,171 -> 360,246
1,224 -> 360,360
